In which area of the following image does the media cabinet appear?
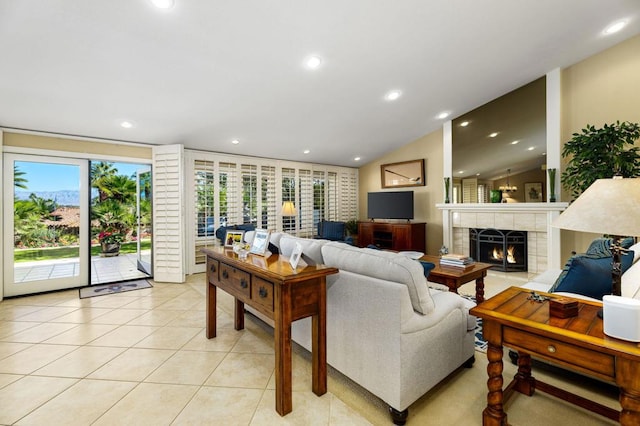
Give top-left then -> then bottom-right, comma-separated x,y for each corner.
357,221 -> 426,252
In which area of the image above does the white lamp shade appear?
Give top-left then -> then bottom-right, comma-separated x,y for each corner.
281,201 -> 297,216
552,178 -> 640,236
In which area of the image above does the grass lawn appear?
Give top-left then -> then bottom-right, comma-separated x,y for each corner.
14,240 -> 152,262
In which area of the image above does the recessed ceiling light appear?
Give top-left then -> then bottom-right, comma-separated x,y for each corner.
511,140 -> 519,145
150,0 -> 175,9
385,90 -> 402,101
303,149 -> 310,154
437,111 -> 450,119
231,139 -> 240,145
527,146 -> 535,151
305,56 -> 322,69
489,132 -> 499,138
604,20 -> 626,35
354,157 -> 361,161
120,121 -> 134,129
458,170 -> 464,174
460,121 -> 469,127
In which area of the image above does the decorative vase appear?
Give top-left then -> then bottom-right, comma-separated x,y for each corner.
100,242 -> 121,257
548,168 -> 557,202
490,190 -> 502,203
444,177 -> 450,203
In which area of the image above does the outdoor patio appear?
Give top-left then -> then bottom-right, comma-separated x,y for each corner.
13,251 -> 151,286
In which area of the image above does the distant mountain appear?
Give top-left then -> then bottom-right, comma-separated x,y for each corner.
15,190 -> 82,206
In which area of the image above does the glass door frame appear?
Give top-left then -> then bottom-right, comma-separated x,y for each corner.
3,154 -> 90,297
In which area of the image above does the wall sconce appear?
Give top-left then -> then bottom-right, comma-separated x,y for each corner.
281,201 -> 297,216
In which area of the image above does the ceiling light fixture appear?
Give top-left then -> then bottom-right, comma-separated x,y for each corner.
460,121 -> 469,127
527,146 -> 535,151
303,149 -> 310,154
499,168 -> 517,193
305,56 -> 322,69
231,139 -> 240,145
489,132 -> 499,138
604,20 -> 627,35
511,140 -> 519,145
385,90 -> 402,101
150,0 -> 175,9
354,157 -> 361,161
120,121 -> 134,129
437,111 -> 450,119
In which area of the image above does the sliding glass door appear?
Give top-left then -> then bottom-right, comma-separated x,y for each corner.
3,154 -> 89,296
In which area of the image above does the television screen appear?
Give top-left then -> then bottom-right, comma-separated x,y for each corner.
367,191 -> 414,220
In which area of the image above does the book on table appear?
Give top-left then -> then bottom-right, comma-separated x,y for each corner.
440,254 -> 475,267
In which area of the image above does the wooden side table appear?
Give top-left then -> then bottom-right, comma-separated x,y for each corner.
420,255 -> 493,303
471,286 -> 640,425
202,247 -> 338,416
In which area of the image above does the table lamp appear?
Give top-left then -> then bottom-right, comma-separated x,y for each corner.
552,177 -> 640,298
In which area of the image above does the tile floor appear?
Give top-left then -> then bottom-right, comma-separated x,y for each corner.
0,271 -> 620,425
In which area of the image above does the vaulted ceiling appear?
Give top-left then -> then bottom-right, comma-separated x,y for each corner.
1,1 -> 638,167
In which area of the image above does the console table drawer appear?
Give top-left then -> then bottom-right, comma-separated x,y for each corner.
252,277 -> 274,312
220,263 -> 251,298
504,327 -> 615,377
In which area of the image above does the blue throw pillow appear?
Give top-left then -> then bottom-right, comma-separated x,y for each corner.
585,237 -> 635,257
419,260 -> 436,278
550,251 -> 634,299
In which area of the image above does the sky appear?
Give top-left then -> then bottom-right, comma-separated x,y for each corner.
14,161 -> 150,192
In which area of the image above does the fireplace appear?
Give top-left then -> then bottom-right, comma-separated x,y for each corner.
470,228 -> 527,272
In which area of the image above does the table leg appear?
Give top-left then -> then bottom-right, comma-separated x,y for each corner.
274,284 -> 293,416
311,278 -> 327,396
475,274 -> 486,304
514,352 -> 535,396
617,357 -> 640,425
234,298 -> 244,330
482,321 -> 507,425
206,283 -> 217,338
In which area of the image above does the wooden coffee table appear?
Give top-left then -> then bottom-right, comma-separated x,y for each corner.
420,255 -> 493,303
470,286 -> 640,425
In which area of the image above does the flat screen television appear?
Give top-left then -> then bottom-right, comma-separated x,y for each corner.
367,191 -> 414,220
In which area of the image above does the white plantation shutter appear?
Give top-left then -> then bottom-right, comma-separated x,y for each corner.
298,169 -> 313,237
326,172 -> 338,221
462,178 -> 478,203
313,171 -> 325,232
219,162 -> 240,225
339,169 -> 358,220
153,144 -> 185,283
192,159 -> 216,267
261,165 -> 276,230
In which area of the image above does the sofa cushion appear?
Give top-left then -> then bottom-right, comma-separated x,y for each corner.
550,251 -> 635,300
279,236 -> 328,265
321,242 -> 435,315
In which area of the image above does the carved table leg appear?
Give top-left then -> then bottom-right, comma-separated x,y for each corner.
206,282 -> 217,338
483,321 -> 507,425
617,357 -> 640,425
476,275 -> 485,304
514,352 -> 535,396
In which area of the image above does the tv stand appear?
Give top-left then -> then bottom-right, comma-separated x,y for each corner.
357,222 -> 426,252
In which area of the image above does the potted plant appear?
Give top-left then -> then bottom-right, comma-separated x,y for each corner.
98,228 -> 124,257
561,121 -> 640,200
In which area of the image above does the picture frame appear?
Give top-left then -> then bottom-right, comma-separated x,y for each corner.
249,229 -> 271,256
381,159 -> 425,188
524,182 -> 543,202
289,242 -> 303,269
224,230 -> 245,247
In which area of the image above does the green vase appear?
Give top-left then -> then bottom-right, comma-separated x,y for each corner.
444,177 -> 450,203
548,168 -> 557,202
490,190 -> 502,203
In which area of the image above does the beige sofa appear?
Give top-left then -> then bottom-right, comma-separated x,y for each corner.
245,233 -> 476,424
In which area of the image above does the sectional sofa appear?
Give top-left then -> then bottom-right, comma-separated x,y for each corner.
242,232 -> 476,424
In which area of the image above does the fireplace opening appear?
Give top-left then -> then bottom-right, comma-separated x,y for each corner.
470,228 -> 527,272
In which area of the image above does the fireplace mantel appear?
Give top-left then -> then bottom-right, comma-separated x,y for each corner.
437,202 -> 568,273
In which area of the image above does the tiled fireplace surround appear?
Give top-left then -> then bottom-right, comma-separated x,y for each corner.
437,203 -> 568,277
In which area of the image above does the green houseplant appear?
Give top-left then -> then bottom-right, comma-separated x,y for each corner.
561,121 -> 640,200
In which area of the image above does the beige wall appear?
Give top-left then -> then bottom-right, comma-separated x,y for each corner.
560,34 -> 640,256
358,129 -> 444,255
359,34 -> 640,258
4,132 -> 152,159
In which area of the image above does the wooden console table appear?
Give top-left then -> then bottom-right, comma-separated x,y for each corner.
202,247 -> 338,416
420,255 -> 493,303
470,286 -> 640,425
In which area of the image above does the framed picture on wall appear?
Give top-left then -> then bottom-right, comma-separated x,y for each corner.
524,182 -> 543,202
380,159 -> 425,188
